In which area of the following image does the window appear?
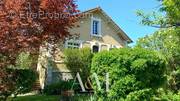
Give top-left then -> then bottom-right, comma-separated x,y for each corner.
92,45 -> 99,53
93,20 -> 99,35
109,45 -> 117,50
91,18 -> 101,36
66,40 -> 80,49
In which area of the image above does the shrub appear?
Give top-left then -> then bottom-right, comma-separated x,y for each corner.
91,48 -> 167,100
14,69 -> 37,94
125,89 -> 155,101
43,82 -> 63,95
43,80 -> 78,95
64,48 -> 93,82
61,80 -> 75,91
153,89 -> 180,101
1,69 -> 37,97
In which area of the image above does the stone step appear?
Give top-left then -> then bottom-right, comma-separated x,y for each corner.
32,80 -> 41,90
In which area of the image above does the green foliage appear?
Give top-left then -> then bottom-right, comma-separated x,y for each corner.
15,69 -> 37,94
61,80 -> 76,91
161,0 -> 180,26
43,82 -> 63,95
125,89 -> 154,101
1,69 -> 37,96
136,0 -> 180,28
133,0 -> 180,99
0,53 -> 36,101
16,52 -> 33,69
136,28 -> 180,91
153,88 -> 180,101
43,80 -> 77,95
125,88 -> 180,101
136,28 -> 180,67
64,48 -> 93,82
136,0 -> 180,94
136,10 -> 166,27
91,48 -> 167,100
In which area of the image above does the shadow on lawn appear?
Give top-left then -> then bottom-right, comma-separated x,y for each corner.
8,95 -> 92,101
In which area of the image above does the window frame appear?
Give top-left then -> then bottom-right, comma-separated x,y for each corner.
91,17 -> 102,37
65,40 -> 82,49
108,45 -> 121,50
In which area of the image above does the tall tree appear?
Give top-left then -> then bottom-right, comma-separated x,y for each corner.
136,0 -> 180,28
0,0 -> 78,100
136,28 -> 180,91
161,0 -> 180,27
136,0 -> 180,92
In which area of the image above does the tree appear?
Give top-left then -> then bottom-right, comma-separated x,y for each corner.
0,0 -> 78,100
160,0 -> 180,27
136,0 -> 180,28
136,0 -> 180,91
136,28 -> 180,91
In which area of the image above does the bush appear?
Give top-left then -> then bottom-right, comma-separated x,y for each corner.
15,69 -> 37,94
153,89 -> 180,101
64,48 -> 93,82
43,82 -> 63,95
1,69 -> 37,96
125,89 -> 155,101
91,48 -> 167,100
43,80 -> 78,95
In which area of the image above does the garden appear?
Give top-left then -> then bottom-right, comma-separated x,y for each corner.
2,47 -> 179,101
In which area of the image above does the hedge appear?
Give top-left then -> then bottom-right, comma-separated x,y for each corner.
91,48 -> 167,100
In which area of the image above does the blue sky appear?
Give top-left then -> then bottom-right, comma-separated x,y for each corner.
77,0 -> 160,46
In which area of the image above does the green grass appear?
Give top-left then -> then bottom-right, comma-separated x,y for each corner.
8,95 -> 92,101
8,95 -> 60,101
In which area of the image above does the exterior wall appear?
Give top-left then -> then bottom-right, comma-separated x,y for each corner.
69,11 -> 126,47
37,46 -> 48,89
37,42 -> 73,88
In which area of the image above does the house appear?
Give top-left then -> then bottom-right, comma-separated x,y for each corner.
37,7 -> 133,89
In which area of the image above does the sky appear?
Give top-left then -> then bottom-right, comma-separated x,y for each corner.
77,0 -> 161,46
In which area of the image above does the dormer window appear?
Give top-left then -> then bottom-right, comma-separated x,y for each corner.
91,17 -> 101,37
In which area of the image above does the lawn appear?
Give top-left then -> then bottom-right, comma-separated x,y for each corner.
7,95 -> 92,101
7,95 -> 60,101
